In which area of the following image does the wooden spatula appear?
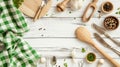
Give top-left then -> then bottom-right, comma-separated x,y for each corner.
75,27 -> 120,67
82,0 -> 98,22
33,1 -> 45,21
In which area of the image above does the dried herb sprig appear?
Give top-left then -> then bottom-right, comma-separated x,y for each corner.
81,48 -> 86,53
64,63 -> 68,67
115,7 -> 120,15
13,0 -> 24,8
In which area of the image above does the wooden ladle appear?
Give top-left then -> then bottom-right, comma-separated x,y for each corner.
75,27 -> 120,67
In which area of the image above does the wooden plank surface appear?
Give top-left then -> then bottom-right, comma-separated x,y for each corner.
24,18 -> 120,38
23,0 -> 120,67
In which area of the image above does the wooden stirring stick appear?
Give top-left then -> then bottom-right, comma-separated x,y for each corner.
75,27 -> 120,67
56,0 -> 70,12
33,1 -> 45,21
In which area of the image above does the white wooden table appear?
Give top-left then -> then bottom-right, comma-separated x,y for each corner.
24,0 -> 120,67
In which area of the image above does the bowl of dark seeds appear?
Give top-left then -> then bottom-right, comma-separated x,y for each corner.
104,16 -> 119,30
101,1 -> 113,13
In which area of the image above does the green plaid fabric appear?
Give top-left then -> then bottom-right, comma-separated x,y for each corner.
0,0 -> 40,67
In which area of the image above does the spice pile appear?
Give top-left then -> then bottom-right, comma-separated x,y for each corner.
104,16 -> 119,30
86,53 -> 96,63
102,2 -> 113,13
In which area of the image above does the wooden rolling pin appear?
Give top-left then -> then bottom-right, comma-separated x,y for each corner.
75,27 -> 120,67
56,0 -> 70,12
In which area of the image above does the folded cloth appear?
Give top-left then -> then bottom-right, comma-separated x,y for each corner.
0,0 -> 40,67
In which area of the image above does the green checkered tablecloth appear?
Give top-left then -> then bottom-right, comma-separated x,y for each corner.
0,0 -> 40,67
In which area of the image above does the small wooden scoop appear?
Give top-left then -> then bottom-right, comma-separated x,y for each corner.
75,27 -> 120,67
82,0 -> 98,22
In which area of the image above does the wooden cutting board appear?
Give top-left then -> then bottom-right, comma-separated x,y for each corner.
19,0 -> 42,17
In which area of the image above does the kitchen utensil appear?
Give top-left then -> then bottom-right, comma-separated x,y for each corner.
97,59 -> 104,67
94,33 -> 120,56
19,0 -> 52,20
38,0 -> 52,18
104,16 -> 119,30
33,1 -> 45,21
19,0 -> 42,17
92,23 -> 120,46
56,0 -> 70,12
75,27 -> 120,67
101,1 -> 113,14
82,0 -> 98,22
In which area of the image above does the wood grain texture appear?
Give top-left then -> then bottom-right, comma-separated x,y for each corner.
23,0 -> 120,67
19,0 -> 42,17
24,18 -> 120,38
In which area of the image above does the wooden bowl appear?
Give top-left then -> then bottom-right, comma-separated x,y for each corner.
104,16 -> 119,30
101,1 -> 113,14
85,52 -> 96,63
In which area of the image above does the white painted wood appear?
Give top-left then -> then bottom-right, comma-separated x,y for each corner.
25,38 -> 120,58
37,58 -> 120,67
24,18 -> 120,38
44,58 -> 119,67
23,0 -> 120,67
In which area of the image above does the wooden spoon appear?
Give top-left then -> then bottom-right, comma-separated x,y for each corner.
75,27 -> 120,67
